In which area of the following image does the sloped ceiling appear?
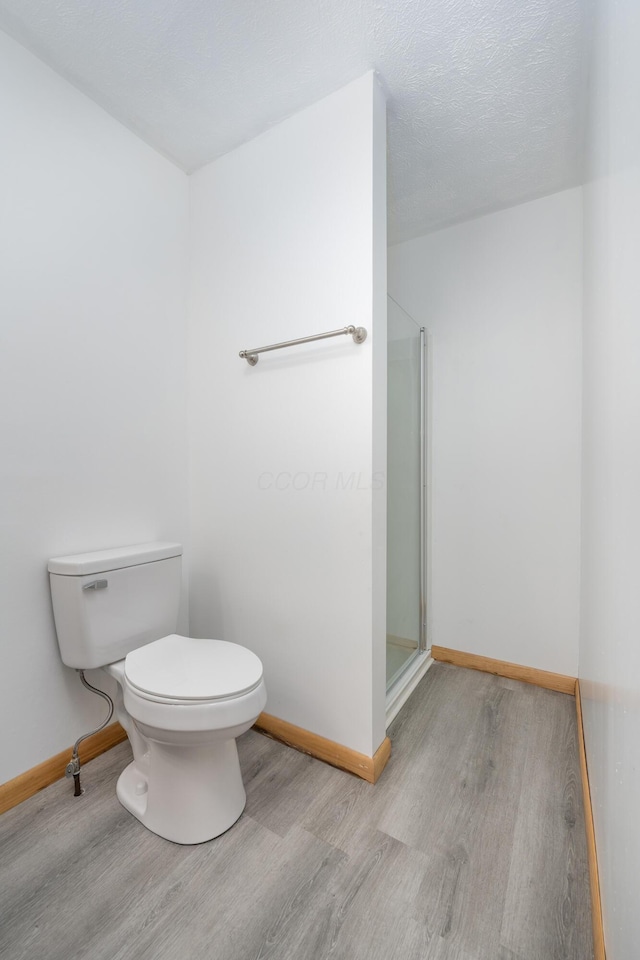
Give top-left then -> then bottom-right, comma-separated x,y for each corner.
0,0 -> 587,243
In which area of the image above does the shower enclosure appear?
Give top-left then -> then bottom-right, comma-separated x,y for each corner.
386,295 -> 428,699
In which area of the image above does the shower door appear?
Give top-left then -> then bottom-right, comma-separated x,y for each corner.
386,296 -> 426,690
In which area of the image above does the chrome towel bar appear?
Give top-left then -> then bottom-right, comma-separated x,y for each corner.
239,325 -> 367,366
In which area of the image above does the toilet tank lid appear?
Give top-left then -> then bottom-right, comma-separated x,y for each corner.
48,542 -> 183,576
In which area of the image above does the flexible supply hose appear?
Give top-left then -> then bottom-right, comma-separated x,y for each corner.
66,670 -> 114,797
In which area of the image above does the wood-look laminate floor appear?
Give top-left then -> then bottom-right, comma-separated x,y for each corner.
0,664 -> 593,960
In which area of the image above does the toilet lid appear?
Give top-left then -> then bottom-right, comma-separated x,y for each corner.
124,635 -> 263,702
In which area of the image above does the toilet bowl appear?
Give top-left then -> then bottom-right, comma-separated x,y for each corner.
104,635 -> 266,844
48,542 -> 267,845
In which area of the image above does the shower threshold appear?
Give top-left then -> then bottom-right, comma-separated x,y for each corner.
386,648 -> 433,727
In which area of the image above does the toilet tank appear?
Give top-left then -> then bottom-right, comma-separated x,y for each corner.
48,542 -> 183,669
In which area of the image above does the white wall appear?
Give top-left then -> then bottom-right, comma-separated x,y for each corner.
0,30 -> 189,784
388,189 -> 583,676
188,73 -> 387,758
580,0 -> 640,954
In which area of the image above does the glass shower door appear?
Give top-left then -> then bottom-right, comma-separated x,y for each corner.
386,296 -> 425,689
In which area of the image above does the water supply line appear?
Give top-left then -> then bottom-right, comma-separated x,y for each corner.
66,671 -> 114,797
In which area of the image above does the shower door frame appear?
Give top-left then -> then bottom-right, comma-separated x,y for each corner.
386,304 -> 429,696
418,325 -> 427,656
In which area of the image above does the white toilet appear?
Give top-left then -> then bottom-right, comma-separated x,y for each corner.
48,541 -> 266,844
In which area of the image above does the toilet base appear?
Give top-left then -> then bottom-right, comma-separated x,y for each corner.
115,736 -> 247,844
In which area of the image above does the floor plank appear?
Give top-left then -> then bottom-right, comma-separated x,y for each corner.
499,688 -> 592,959
0,663 -> 593,960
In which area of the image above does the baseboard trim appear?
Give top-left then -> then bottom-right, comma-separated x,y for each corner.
0,709 -> 391,815
0,722 -> 127,816
575,681 -> 606,960
254,712 -> 391,784
431,645 -> 576,695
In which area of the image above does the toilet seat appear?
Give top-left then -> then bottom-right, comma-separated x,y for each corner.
124,634 -> 263,704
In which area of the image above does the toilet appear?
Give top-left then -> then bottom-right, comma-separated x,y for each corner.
48,542 -> 266,844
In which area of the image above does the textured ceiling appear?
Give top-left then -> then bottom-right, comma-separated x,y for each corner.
0,0 -> 587,243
